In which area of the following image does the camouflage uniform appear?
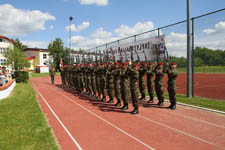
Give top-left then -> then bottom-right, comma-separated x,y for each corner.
113,65 -> 121,105
128,67 -> 139,110
100,64 -> 107,101
120,66 -> 129,109
90,65 -> 97,96
138,64 -> 147,100
154,64 -> 164,105
166,65 -> 178,108
96,65 -> 102,99
146,64 -> 155,102
106,65 -> 114,102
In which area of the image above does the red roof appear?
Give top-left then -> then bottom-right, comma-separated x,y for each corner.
0,35 -> 16,45
25,56 -> 35,60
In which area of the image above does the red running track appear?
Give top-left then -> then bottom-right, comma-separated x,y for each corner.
30,76 -> 225,150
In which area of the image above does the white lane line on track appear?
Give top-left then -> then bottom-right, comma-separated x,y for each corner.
52,87 -> 156,150
32,82 -> 83,150
137,115 -> 225,150
162,110 -> 225,129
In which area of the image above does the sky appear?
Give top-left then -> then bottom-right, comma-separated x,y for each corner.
0,0 -> 225,57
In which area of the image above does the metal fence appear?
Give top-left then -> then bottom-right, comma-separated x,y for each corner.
84,8 -> 225,101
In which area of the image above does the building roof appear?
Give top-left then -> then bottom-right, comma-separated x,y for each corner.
25,56 -> 35,60
25,48 -> 49,52
0,35 -> 16,45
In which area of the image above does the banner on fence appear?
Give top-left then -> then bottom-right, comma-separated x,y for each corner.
104,35 -> 167,62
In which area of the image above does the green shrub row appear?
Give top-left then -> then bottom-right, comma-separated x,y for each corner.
14,71 -> 29,83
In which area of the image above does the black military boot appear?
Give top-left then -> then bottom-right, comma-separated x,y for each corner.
115,100 -> 121,107
130,107 -> 139,114
96,95 -> 100,99
101,96 -> 106,102
93,92 -> 96,97
121,105 -> 128,110
157,101 -> 164,106
169,105 -> 176,110
107,99 -> 114,103
147,98 -> 154,103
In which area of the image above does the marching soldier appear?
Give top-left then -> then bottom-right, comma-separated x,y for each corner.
113,62 -> 121,106
146,62 -> 155,103
49,65 -> 55,84
120,62 -> 130,110
90,64 -> 97,97
96,63 -> 102,99
138,62 -> 147,101
166,62 -> 178,110
154,62 -> 165,106
100,63 -> 107,101
128,63 -> 140,114
106,62 -> 114,103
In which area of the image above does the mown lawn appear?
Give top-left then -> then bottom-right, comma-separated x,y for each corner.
177,66 -> 225,73
30,72 -> 60,78
164,93 -> 225,112
0,83 -> 59,150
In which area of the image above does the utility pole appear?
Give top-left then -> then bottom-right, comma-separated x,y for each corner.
69,16 -> 73,64
187,0 -> 191,98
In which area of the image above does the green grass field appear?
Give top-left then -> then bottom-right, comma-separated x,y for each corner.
0,83 -> 59,150
30,72 -> 60,78
177,66 -> 225,73
164,93 -> 225,112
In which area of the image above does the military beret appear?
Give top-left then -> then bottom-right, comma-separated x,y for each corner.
115,62 -> 120,65
108,62 -> 113,65
149,62 -> 153,65
172,62 -> 177,65
158,62 -> 163,65
123,62 -> 129,66
132,63 -> 139,67
100,62 -> 105,65
141,62 -> 147,66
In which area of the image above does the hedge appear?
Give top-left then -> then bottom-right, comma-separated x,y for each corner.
14,71 -> 29,83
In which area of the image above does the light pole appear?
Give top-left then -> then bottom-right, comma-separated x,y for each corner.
187,0 -> 191,98
69,16 -> 73,64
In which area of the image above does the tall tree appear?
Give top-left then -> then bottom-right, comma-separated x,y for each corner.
48,38 -> 64,71
4,46 -> 30,71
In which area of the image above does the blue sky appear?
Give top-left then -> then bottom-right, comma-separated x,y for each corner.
0,0 -> 225,56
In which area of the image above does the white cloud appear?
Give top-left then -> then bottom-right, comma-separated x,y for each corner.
79,0 -> 108,6
22,41 -> 50,49
49,25 -> 54,30
203,21 -> 225,35
115,21 -> 155,38
65,22 -> 90,32
91,27 -> 112,39
0,4 -> 56,36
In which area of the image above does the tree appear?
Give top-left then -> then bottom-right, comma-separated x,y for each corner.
4,46 -> 30,70
48,38 -> 64,71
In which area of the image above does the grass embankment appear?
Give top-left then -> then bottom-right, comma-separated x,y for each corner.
0,83 -> 59,150
177,66 -> 225,73
164,93 -> 225,112
30,72 -> 60,78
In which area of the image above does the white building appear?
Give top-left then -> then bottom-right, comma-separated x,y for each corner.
0,35 -> 15,68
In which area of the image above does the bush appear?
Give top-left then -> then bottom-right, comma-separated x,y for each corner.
14,71 -> 29,83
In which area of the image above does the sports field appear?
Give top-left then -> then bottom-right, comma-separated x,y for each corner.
30,76 -> 225,150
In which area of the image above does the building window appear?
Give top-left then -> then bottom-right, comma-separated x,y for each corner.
43,54 -> 47,59
0,59 -> 7,65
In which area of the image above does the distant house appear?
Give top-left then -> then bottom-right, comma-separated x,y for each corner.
24,48 -> 52,72
0,35 -> 15,69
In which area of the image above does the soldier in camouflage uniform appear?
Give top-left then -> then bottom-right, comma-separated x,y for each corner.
128,63 -> 140,114
96,63 -> 102,99
138,62 -> 147,101
120,62 -> 130,110
113,62 -> 121,106
100,63 -> 107,101
86,64 -> 92,96
106,62 -> 114,103
146,62 -> 155,103
166,62 -> 178,110
90,64 -> 97,97
154,62 -> 165,106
